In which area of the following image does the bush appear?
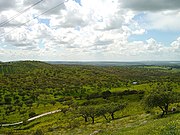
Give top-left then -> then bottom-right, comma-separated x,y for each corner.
29,111 -> 36,118
122,90 -> 138,95
50,100 -> 56,106
34,129 -> 44,135
101,90 -> 111,99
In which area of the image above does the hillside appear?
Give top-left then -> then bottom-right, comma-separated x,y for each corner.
0,61 -> 179,135
0,61 -> 52,74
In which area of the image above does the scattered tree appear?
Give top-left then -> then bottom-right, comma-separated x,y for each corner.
144,83 -> 179,117
105,102 -> 126,120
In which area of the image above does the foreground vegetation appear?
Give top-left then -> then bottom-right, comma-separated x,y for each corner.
0,61 -> 180,134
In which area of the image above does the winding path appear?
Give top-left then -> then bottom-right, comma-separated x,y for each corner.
1,109 -> 61,127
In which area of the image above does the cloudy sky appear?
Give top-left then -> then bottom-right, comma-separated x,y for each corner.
0,0 -> 180,61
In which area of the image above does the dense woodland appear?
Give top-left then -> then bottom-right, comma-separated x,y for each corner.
0,61 -> 180,135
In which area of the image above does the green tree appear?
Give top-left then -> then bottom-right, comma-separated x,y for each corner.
61,106 -> 69,114
78,106 -> 98,124
105,102 -> 126,120
144,83 -> 179,117
78,106 -> 89,122
4,95 -> 12,104
96,105 -> 109,121
101,90 -> 111,99
50,100 -> 56,106
87,106 -> 97,124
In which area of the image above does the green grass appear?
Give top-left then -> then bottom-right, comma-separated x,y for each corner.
34,112 -> 179,135
110,83 -> 151,92
107,113 -> 180,135
0,103 -> 62,124
1,100 -> 179,135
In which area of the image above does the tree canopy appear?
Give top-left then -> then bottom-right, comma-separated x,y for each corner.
144,83 -> 180,117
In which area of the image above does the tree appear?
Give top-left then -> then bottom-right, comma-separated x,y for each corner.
96,105 -> 109,121
29,111 -> 36,118
25,99 -> 34,108
61,106 -> 69,114
78,106 -> 89,122
75,87 -> 86,99
50,100 -> 56,106
4,95 -> 12,104
101,90 -> 111,99
78,106 -> 98,124
37,94 -> 49,107
144,83 -> 179,117
87,106 -> 97,124
105,102 -> 126,120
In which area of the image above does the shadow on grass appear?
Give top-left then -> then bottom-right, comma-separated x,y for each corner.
114,115 -> 131,121
16,122 -> 41,130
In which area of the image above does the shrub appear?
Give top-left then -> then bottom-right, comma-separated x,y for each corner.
33,129 -> 44,135
101,90 -> 111,99
29,111 -> 36,118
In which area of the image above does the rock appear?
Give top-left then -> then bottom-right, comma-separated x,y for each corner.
171,107 -> 176,112
90,130 -> 103,135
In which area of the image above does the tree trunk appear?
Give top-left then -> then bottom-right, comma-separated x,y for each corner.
91,117 -> 94,124
84,116 -> 88,122
111,113 -> 114,120
103,114 -> 108,121
79,95 -> 82,100
161,110 -> 165,117
165,104 -> 169,115
159,106 -> 165,117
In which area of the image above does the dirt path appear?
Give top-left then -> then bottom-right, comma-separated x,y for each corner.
1,109 -> 61,127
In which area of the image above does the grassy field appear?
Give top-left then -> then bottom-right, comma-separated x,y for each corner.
1,102 -> 179,135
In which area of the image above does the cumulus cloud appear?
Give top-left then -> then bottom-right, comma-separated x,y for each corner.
0,0 -> 179,61
50,1 -> 89,28
146,38 -> 163,51
171,37 -> 180,53
144,10 -> 180,31
121,0 -> 180,11
0,0 -> 16,11
23,0 -> 66,14
0,10 -> 33,27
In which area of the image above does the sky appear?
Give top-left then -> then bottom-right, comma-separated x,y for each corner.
0,0 -> 180,61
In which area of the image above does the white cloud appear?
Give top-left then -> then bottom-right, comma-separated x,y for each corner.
0,10 -> 33,27
50,1 -> 89,28
171,37 -> 180,53
23,0 -> 66,14
146,38 -> 163,51
0,0 -> 16,11
0,0 -> 179,61
120,0 -> 180,11
144,10 -> 180,31
0,47 -> 4,54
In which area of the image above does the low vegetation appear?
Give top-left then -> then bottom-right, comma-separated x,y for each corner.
0,61 -> 179,134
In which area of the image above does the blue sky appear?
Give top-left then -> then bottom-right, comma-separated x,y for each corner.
129,12 -> 180,46
0,0 -> 180,61
38,18 -> 50,27
74,0 -> 81,6
129,30 -> 180,46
